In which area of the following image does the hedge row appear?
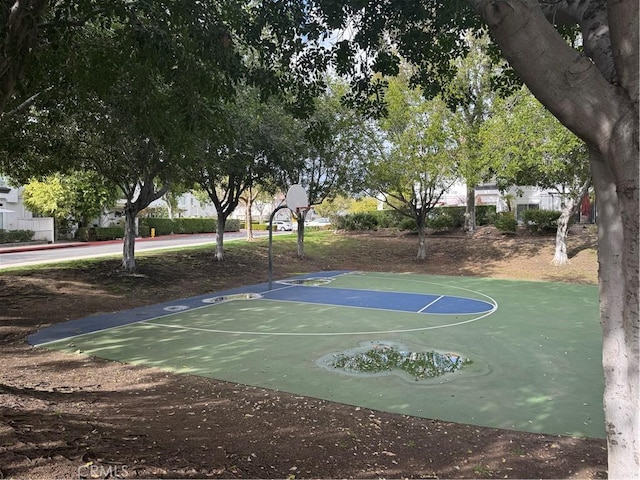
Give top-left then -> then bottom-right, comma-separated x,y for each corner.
77,226 -> 125,241
335,206 -> 498,232
522,209 -> 562,234
77,226 -> 152,241
0,229 -> 35,244
140,218 -> 240,235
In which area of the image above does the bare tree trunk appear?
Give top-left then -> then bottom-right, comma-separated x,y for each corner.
552,179 -> 591,266
296,215 -> 305,259
590,148 -> 639,477
122,209 -> 137,273
470,1 -> 639,473
215,216 -> 225,261
245,198 -> 254,241
551,208 -> 572,266
465,186 -> 477,233
416,225 -> 427,260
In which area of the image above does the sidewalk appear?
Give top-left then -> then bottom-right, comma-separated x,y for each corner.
0,233 -> 214,255
0,240 -> 88,254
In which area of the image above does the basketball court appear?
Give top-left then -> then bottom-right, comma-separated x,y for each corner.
29,270 -> 605,440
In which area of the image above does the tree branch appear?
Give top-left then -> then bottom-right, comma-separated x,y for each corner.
2,86 -> 52,120
470,0 -> 625,149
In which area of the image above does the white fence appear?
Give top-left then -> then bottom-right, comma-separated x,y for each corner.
15,217 -> 55,242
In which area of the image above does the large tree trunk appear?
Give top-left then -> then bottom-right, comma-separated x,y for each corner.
122,208 -> 137,273
472,1 -> 639,475
215,216 -> 226,261
416,223 -> 427,260
465,185 -> 477,233
590,148 -> 639,477
296,214 -> 305,259
552,179 -> 591,266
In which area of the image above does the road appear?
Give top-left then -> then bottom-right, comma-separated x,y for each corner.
0,230 -> 278,269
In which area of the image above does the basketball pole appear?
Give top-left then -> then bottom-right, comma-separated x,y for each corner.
268,203 -> 288,290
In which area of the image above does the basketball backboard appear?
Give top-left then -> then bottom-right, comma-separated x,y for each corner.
286,184 -> 309,211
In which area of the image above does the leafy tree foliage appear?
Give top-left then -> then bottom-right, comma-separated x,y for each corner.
2,1 -> 332,271
445,33 -> 500,232
23,171 -> 117,238
481,89 -> 588,191
366,74 -> 459,259
282,79 -> 375,257
481,87 -> 591,264
182,86 -> 300,261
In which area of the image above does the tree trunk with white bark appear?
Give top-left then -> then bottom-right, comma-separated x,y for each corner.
122,208 -> 137,273
296,211 -> 307,259
471,0 -> 639,475
215,216 -> 226,261
552,180 -> 591,266
416,220 -> 427,260
465,186 -> 476,234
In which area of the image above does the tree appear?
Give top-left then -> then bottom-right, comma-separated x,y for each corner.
183,87 -> 299,261
240,186 -> 273,240
161,186 -> 190,221
481,88 -> 591,265
3,0 -> 336,271
0,0 -> 48,118
284,79 -> 374,258
366,75 -> 459,260
2,1 -> 250,272
22,171 -> 117,238
445,33 -> 498,233
311,0 -> 638,474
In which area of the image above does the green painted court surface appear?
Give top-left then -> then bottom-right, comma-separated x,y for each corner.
39,272 -> 605,439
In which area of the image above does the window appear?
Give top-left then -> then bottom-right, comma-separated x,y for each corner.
516,203 -> 539,221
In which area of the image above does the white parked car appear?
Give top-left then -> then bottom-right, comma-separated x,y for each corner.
273,220 -> 293,231
305,217 -> 331,227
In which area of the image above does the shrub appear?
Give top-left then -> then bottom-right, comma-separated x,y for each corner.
522,209 -> 561,234
476,206 -> 497,226
174,218 -> 214,234
95,227 -> 124,240
398,217 -> 417,232
225,218 -> 241,232
494,212 -> 517,232
77,227 -> 124,241
0,229 -> 35,244
371,210 -> 405,228
336,213 -> 378,231
424,207 -> 464,232
140,218 -> 175,235
141,217 -> 238,235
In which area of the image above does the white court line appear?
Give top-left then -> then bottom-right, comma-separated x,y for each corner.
418,295 -> 444,313
139,306 -> 497,336
34,273 -> 499,344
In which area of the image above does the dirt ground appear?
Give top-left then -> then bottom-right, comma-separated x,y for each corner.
0,226 -> 608,479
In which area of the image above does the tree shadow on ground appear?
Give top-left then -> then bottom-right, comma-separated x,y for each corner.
0,346 -> 608,479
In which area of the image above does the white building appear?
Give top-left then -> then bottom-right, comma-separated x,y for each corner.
0,177 -> 54,242
439,181 -> 586,221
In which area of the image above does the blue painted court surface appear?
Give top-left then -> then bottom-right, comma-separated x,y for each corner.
263,285 -> 494,314
29,271 -> 605,440
29,271 -> 496,344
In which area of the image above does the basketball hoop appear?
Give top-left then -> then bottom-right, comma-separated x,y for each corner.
268,184 -> 310,290
286,184 -> 309,212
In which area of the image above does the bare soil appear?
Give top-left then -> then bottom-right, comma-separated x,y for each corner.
0,226 -> 607,479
